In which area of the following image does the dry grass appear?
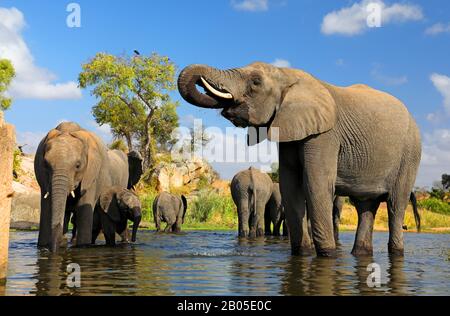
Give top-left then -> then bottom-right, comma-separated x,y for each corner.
340,203 -> 450,233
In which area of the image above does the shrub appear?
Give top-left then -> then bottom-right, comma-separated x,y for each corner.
417,198 -> 450,216
188,191 -> 235,223
109,139 -> 128,152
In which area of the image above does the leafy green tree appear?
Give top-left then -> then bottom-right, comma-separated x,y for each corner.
78,52 -> 177,168
269,163 -> 279,182
150,101 -> 179,152
0,59 -> 15,111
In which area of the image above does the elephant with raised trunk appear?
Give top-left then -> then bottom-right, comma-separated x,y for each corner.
231,167 -> 273,238
178,62 -> 421,257
34,122 -> 129,252
153,192 -> 187,233
92,186 -> 142,245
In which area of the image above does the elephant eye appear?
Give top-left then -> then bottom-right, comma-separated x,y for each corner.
252,77 -> 262,86
75,162 -> 81,169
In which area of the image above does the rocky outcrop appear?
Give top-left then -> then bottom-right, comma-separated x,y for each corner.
153,156 -> 218,192
0,112 -> 15,281
10,155 -> 40,229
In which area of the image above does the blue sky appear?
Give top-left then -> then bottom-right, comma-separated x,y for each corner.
1,0 -> 449,186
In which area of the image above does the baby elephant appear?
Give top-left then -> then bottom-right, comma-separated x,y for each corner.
265,183 -> 288,237
92,186 -> 142,245
153,192 -> 188,233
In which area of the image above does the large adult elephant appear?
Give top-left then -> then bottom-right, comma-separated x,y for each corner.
34,122 -> 129,252
178,62 -> 421,257
231,167 -> 273,238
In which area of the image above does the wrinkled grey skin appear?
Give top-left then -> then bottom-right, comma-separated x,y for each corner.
265,183 -> 288,237
92,186 -> 142,245
231,167 -> 273,238
332,196 -> 344,244
153,192 -> 188,233
34,122 -> 129,252
178,62 -> 422,257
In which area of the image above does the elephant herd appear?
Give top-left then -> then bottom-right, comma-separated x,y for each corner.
35,61 -> 422,258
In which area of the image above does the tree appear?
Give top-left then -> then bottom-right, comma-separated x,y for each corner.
150,101 -> 179,152
442,174 -> 450,191
0,59 -> 15,111
78,52 -> 178,168
188,123 -> 211,155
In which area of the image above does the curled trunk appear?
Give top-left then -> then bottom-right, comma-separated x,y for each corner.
131,208 -> 142,242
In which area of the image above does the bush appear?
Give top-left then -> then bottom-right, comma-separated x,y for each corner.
13,148 -> 22,178
188,191 -> 235,223
417,198 -> 450,216
109,139 -> 128,152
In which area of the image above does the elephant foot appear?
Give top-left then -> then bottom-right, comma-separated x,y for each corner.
238,230 -> 249,238
351,245 -> 373,257
291,245 -> 314,257
315,247 -> 337,258
388,244 -> 404,257
256,229 -> 265,238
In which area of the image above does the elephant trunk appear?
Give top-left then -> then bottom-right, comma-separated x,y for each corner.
131,207 -> 141,242
178,65 -> 237,109
50,173 -> 70,252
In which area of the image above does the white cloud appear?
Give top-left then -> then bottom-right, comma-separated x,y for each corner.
0,7 -> 81,100
271,59 -> 291,68
16,130 -> 46,154
87,120 -> 113,144
321,0 -> 423,36
425,22 -> 450,36
231,0 -> 269,12
430,73 -> 450,115
416,129 -> 450,188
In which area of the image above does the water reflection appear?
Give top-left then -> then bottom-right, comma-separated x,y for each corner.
4,231 -> 450,296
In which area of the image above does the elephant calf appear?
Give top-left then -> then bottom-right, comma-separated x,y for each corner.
153,192 -> 187,233
92,186 -> 142,246
265,183 -> 288,237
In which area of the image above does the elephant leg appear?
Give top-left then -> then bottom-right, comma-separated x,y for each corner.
279,143 -> 312,256
38,195 -> 51,248
255,200 -> 266,237
100,212 -> 116,246
333,197 -> 343,245
351,199 -> 380,256
63,211 -> 71,235
74,191 -> 95,247
173,216 -> 183,233
155,215 -> 161,232
302,137 -> 339,257
282,220 -> 289,237
237,199 -> 250,238
164,222 -> 172,233
264,205 -> 272,236
387,193 -> 409,256
273,220 -> 282,237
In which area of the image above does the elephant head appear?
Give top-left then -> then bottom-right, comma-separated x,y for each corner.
127,151 -> 143,190
35,122 -> 105,252
178,62 -> 336,144
99,187 -> 142,242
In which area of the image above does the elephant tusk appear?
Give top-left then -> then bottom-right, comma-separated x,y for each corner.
200,77 -> 233,99
71,191 -> 76,198
44,192 -> 50,199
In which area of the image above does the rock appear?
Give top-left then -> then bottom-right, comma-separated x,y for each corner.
10,181 -> 40,230
153,156 -> 217,192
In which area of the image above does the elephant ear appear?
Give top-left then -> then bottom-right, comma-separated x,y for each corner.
268,72 -> 337,142
70,130 -> 104,193
181,195 -> 188,224
100,190 -> 121,223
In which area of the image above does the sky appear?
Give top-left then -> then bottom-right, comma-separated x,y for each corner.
1,0 -> 449,187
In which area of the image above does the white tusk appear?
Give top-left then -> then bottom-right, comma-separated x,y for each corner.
71,191 -> 76,198
200,77 -> 233,99
44,192 -> 49,199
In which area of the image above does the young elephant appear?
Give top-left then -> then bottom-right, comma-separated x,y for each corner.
92,186 -> 142,245
265,183 -> 288,237
153,192 -> 187,233
231,167 -> 273,238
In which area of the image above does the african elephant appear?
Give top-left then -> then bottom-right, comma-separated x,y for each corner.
153,192 -> 187,233
178,62 -> 421,257
231,167 -> 273,238
92,186 -> 142,245
34,122 -> 129,252
265,183 -> 288,237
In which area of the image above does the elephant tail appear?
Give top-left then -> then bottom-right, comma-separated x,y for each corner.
410,192 -> 421,233
248,184 -> 257,227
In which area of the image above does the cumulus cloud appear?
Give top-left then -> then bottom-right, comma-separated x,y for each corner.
231,0 -> 269,12
430,73 -> 450,115
0,7 -> 81,100
425,22 -> 450,36
271,59 -> 291,68
321,0 -> 423,36
417,129 -> 450,188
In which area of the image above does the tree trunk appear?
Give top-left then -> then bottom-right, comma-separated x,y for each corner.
125,133 -> 133,151
142,111 -> 154,169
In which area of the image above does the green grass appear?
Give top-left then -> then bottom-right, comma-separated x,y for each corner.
417,198 -> 450,216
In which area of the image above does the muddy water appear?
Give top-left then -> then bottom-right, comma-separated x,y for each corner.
3,231 -> 450,296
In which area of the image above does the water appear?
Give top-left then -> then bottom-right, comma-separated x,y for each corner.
2,231 -> 450,296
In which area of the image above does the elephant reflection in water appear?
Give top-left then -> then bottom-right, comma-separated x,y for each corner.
32,246 -> 139,296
